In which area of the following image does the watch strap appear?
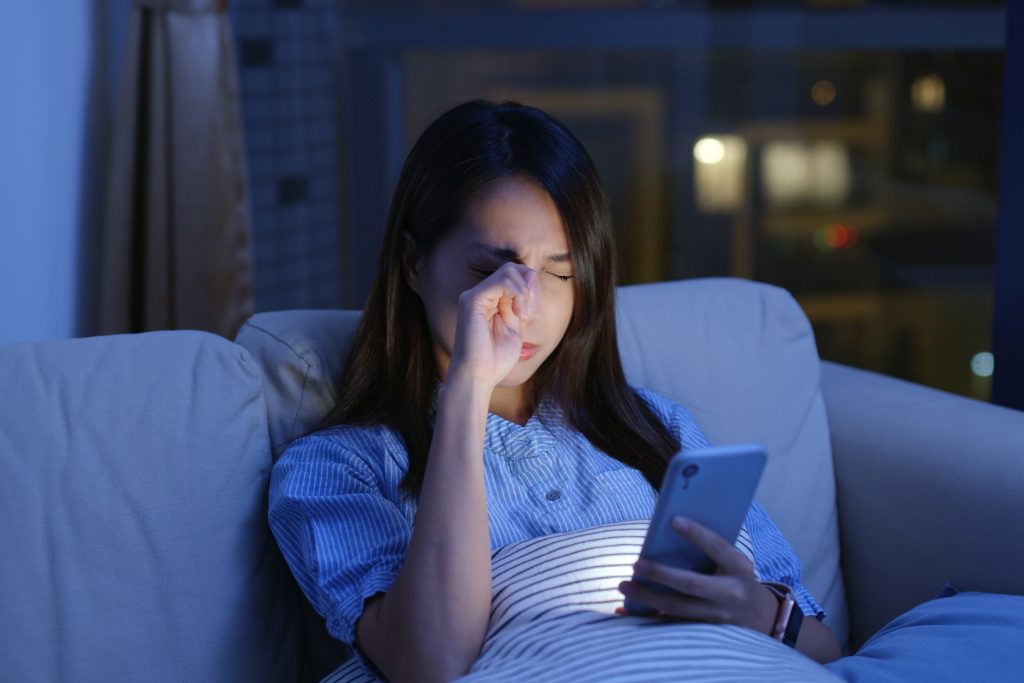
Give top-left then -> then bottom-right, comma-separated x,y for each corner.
763,582 -> 804,648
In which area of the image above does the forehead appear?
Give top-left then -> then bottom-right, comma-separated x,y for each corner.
456,176 -> 569,253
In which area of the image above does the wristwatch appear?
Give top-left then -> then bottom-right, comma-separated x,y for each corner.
762,582 -> 804,648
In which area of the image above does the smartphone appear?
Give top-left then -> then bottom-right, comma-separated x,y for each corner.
624,444 -> 767,615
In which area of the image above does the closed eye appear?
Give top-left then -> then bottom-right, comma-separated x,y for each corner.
471,265 -> 572,283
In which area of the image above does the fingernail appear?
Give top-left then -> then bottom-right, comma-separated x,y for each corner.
633,560 -> 649,576
672,516 -> 692,532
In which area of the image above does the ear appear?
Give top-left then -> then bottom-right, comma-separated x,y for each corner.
402,231 -> 424,294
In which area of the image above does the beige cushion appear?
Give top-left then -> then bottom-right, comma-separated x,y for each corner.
616,278 -> 846,646
0,331 -> 302,682
235,310 -> 361,458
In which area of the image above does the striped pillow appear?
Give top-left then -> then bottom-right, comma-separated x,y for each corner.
322,520 -> 838,682
462,520 -> 839,682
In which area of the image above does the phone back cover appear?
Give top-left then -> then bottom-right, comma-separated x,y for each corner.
642,445 -> 766,573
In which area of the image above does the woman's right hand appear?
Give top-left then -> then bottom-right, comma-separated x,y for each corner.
447,262 -> 539,388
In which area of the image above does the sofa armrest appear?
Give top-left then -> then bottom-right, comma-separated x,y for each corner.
820,361 -> 1024,649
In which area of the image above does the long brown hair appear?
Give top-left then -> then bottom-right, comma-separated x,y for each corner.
320,100 -> 678,497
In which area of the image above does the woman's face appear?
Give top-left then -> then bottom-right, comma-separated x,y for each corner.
408,175 -> 576,388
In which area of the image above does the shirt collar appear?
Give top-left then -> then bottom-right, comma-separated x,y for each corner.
428,381 -> 566,459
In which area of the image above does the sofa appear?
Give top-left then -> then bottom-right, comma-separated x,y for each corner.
2,277 -> 1022,682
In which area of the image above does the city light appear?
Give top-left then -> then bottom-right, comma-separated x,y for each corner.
971,352 -> 995,378
694,137 -> 726,165
811,79 -> 837,106
762,140 -> 851,208
912,74 -> 946,113
693,135 -> 747,213
813,223 -> 860,251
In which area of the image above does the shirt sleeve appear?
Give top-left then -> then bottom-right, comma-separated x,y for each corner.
744,501 -> 826,620
268,429 -> 412,645
634,387 -> 826,620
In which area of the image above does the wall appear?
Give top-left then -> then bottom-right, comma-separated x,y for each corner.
0,1 -> 125,345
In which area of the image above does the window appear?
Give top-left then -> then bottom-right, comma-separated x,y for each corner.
237,0 -> 1020,405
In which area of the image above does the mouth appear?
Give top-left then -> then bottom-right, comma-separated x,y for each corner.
519,343 -> 539,361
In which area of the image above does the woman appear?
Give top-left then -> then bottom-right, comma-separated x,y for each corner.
268,100 -> 841,682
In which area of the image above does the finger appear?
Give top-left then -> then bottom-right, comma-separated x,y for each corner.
501,262 -> 530,291
618,580 -> 727,624
509,286 -> 528,321
632,559 -> 720,602
516,268 -> 540,319
671,517 -> 753,578
470,267 -> 529,305
498,263 -> 536,319
635,559 -> 755,612
521,269 -> 539,319
499,273 -> 531,321
496,294 -> 517,329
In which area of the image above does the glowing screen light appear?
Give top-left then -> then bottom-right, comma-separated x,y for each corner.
693,137 -> 726,165
971,352 -> 994,378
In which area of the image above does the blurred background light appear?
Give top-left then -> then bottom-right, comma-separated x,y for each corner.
811,79 -> 837,106
694,135 -> 747,213
912,74 -> 946,112
763,141 -> 810,207
813,223 -> 860,250
762,140 -> 851,208
694,136 -> 726,165
971,351 -> 995,378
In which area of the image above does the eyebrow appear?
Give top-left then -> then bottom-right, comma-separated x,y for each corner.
472,243 -> 572,264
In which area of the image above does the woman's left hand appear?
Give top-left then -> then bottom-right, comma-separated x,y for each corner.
616,516 -> 780,634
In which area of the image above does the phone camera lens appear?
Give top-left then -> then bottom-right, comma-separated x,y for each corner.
682,464 -> 699,478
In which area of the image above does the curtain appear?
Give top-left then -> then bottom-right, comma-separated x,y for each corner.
100,0 -> 253,338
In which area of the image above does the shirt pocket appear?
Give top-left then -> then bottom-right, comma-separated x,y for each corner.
593,462 -> 655,520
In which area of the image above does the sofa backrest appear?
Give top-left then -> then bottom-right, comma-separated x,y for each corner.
0,331 -> 303,682
237,277 -> 849,648
615,278 -> 847,646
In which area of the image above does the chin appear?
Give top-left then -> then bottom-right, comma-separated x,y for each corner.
496,362 -> 541,388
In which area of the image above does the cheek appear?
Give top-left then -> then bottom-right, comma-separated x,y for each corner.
547,284 -> 575,335
418,274 -> 463,352
528,286 -> 573,352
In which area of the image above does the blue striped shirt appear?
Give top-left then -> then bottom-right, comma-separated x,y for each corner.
268,387 -> 824,656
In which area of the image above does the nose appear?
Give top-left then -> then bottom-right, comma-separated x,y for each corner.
520,268 -> 541,323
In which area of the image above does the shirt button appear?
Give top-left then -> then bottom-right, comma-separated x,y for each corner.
545,489 -> 561,501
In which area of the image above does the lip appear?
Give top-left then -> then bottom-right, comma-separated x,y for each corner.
519,343 -> 539,361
